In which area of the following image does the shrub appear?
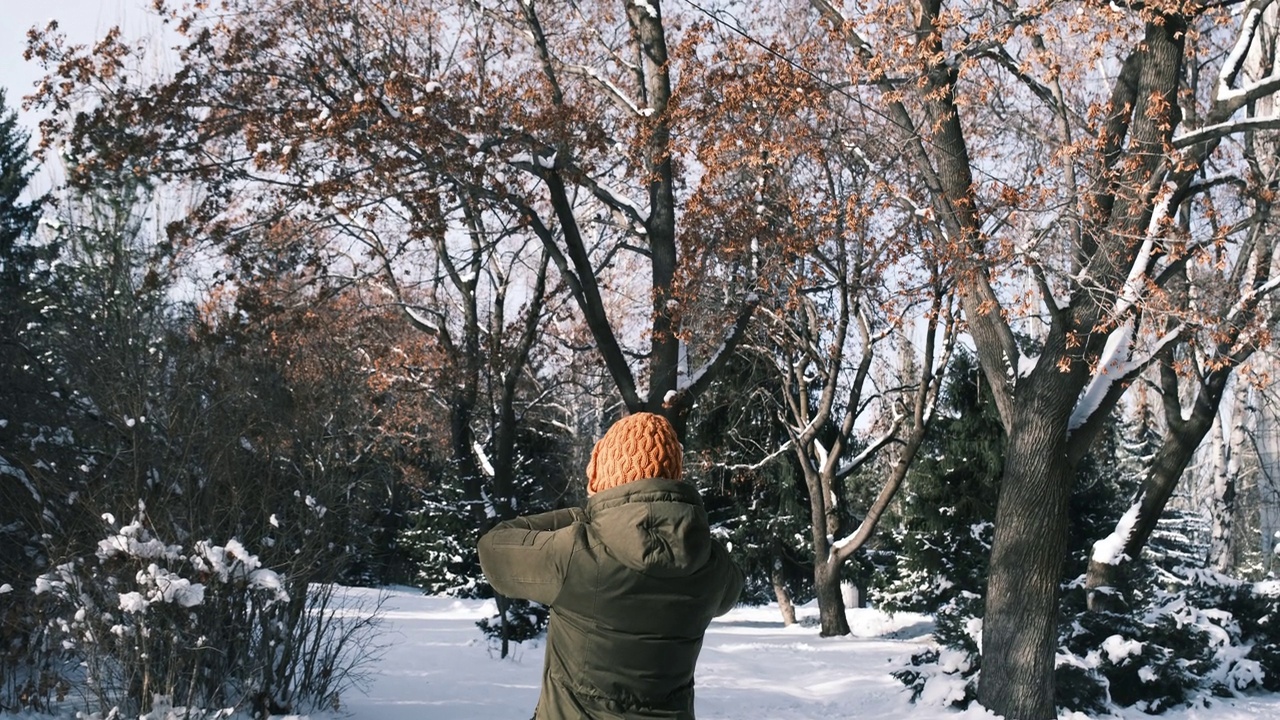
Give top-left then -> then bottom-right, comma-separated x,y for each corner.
892,567 -> 1279,714
477,597 -> 551,656
891,591 -> 982,707
30,505 -> 382,717
1053,567 -> 1279,713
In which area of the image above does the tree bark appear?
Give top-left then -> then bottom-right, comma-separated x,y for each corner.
978,408 -> 1075,720
814,559 -> 850,636
1209,380 -> 1247,573
1084,360 -> 1231,607
771,555 -> 797,626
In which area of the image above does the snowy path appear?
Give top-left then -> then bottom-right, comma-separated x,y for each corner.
341,587 -> 939,719
339,587 -> 1280,720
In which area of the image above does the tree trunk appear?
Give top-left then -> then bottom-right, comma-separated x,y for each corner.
496,594 -> 512,660
1209,380 -> 1247,573
814,559 -> 850,636
977,414 -> 1074,720
771,556 -> 797,626
1083,363 -> 1230,607
449,396 -> 485,522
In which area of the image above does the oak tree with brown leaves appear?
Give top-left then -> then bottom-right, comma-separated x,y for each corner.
801,0 -> 1280,715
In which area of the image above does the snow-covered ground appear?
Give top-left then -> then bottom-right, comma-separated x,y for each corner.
339,586 -> 1280,720
5,585 -> 1277,719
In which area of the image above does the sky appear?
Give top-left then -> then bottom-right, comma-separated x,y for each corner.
0,0 -> 162,133
1,0 -> 170,193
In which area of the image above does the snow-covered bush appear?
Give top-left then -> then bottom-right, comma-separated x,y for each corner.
1056,567 -> 1280,712
31,506 -> 381,717
477,597 -> 550,657
894,564 -> 1280,714
891,591 -> 982,706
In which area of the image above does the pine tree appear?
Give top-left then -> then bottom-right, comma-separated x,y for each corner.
0,88 -> 51,710
875,349 -> 1003,613
0,88 -> 53,435
0,87 -> 43,387
686,348 -> 814,617
0,88 -> 39,270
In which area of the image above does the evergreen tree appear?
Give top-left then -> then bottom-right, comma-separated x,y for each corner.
874,348 -> 1003,613
0,86 -> 45,710
0,88 -> 39,272
686,348 -> 814,613
0,87 -> 46,413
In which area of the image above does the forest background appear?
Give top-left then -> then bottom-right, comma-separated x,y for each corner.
3,1 -> 1280,719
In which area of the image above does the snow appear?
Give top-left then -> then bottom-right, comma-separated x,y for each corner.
1069,320 -> 1133,431
2,454 -> 42,504
337,589 -> 939,720
1216,7 -> 1271,105
1100,634 -> 1144,663
919,672 -> 969,706
117,591 -> 148,613
1017,352 -> 1040,378
594,181 -> 646,220
472,441 -> 496,478
9,586 -> 1280,719
1092,497 -> 1143,565
633,0 -> 659,19
332,588 -> 1280,720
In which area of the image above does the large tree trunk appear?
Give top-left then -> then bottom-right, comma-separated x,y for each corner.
978,412 -> 1074,720
813,559 -> 850,637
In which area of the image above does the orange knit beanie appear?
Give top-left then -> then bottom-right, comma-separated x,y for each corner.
587,412 -> 683,494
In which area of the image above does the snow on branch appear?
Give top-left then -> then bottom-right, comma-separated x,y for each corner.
1091,496 -> 1144,565
710,439 -> 795,473
561,64 -> 645,116
401,304 -> 441,336
1070,321 -> 1135,431
1216,2 -> 1272,104
1227,273 -> 1280,325
472,441 -> 496,478
1069,322 -> 1185,432
1,454 -> 41,504
1112,185 -> 1175,320
674,293 -> 760,402
1173,115 -> 1280,148
378,96 -> 403,120
588,179 -> 648,226
833,418 -> 901,481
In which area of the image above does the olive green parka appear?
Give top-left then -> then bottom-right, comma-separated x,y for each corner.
477,478 -> 743,720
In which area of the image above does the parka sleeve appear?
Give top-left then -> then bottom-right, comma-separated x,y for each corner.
711,541 -> 745,617
477,508 -> 587,606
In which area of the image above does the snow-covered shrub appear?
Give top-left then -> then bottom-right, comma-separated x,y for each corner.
892,591 -> 982,707
1054,567 -> 1280,713
33,506 -> 381,717
1056,609 -> 1211,713
477,597 -> 550,655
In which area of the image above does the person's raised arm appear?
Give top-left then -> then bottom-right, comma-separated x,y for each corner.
477,508 -> 587,605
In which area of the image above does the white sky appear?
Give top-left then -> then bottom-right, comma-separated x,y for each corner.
1,0 -> 170,193
0,0 -> 160,132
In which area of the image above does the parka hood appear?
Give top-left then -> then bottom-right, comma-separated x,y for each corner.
586,478 -> 711,578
